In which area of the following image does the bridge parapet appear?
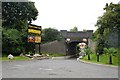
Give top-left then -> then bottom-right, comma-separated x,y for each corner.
60,30 -> 93,41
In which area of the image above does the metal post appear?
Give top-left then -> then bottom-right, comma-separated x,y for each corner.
97,53 -> 99,62
65,42 -> 68,56
34,38 -> 35,55
39,43 -> 41,55
34,43 -> 36,54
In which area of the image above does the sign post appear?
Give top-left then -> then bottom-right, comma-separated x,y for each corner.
28,24 -> 42,54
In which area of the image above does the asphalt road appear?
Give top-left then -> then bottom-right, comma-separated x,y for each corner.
2,59 -> 118,78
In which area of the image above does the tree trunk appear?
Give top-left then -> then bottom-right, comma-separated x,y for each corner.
109,54 -> 112,64
88,53 -> 90,60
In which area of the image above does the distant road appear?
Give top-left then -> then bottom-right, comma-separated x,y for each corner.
2,59 -> 118,78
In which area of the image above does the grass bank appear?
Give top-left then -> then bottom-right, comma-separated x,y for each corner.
81,53 -> 119,66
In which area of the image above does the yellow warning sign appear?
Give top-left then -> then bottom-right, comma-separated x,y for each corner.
35,36 -> 41,43
28,29 -> 41,35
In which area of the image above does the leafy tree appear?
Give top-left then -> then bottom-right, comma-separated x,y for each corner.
103,3 -> 120,31
42,28 -> 62,43
70,26 -> 78,32
94,3 -> 120,54
84,48 -> 92,60
104,48 -> 117,64
2,29 -> 22,55
2,2 -> 38,30
2,2 -> 38,55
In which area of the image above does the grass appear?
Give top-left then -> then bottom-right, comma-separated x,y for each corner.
81,53 -> 119,66
1,56 -> 31,61
1,52 -> 65,61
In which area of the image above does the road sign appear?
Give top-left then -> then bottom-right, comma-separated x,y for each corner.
28,24 -> 41,35
28,35 -> 35,43
28,29 -> 41,35
35,36 -> 41,43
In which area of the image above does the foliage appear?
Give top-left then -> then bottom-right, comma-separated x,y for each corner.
94,3 -> 120,53
84,48 -> 92,55
70,26 -> 78,32
82,53 -> 119,66
2,28 -> 27,55
103,47 -> 117,64
42,28 -> 62,43
103,48 -> 117,56
103,3 -> 120,31
96,35 -> 106,54
2,2 -> 38,29
91,30 -> 98,41
84,48 -> 92,60
2,2 -> 38,56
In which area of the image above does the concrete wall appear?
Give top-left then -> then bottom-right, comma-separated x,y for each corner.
40,40 -> 66,54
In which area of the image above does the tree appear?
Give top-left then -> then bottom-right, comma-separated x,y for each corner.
104,48 -> 117,64
103,3 -> 120,31
70,26 -> 78,32
2,29 -> 23,55
84,48 -> 92,60
2,2 -> 38,29
2,2 -> 38,55
94,3 -> 120,54
102,3 -> 120,48
42,28 -> 62,43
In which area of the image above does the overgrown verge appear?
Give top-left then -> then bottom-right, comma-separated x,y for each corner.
81,53 -> 119,66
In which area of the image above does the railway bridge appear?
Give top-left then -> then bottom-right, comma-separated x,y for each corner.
40,30 -> 94,56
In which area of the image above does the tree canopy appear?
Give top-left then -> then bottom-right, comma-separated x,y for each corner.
96,3 -> 120,33
2,2 -> 38,29
70,26 -> 78,32
42,28 -> 62,43
2,2 -> 38,55
94,2 -> 120,54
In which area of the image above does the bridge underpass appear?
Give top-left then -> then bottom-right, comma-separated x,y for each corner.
66,40 -> 88,57
40,30 -> 95,56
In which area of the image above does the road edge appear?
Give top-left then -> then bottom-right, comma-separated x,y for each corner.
79,59 -> 118,68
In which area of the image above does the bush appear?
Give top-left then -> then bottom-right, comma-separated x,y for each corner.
2,28 -> 27,56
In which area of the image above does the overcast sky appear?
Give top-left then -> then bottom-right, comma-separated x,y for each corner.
31,0 -> 119,31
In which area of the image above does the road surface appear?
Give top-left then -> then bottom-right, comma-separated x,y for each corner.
2,59 -> 118,78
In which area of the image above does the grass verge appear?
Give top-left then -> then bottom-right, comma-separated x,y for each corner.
0,56 -> 31,61
81,53 -> 119,66
1,52 -> 65,61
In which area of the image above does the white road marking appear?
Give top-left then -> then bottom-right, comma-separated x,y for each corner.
39,68 -> 53,71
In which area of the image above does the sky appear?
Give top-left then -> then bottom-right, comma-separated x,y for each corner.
31,0 -> 119,31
